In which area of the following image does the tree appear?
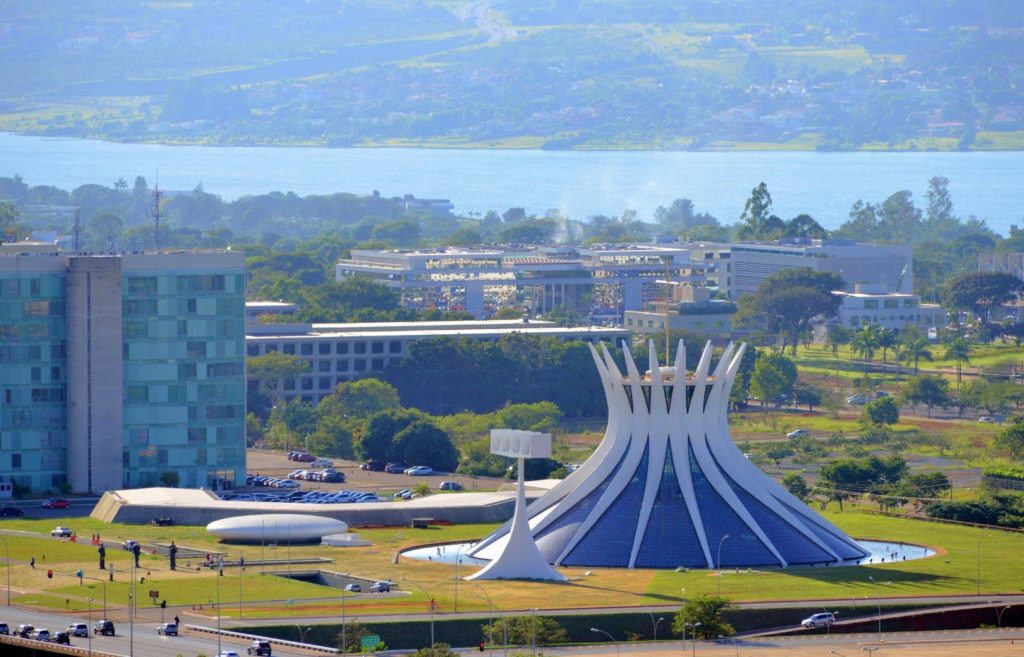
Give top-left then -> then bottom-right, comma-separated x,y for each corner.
897,472 -> 951,499
793,381 -> 824,412
864,396 -> 900,426
738,182 -> 776,240
782,473 -> 809,499
943,337 -> 972,390
877,328 -> 897,366
994,421 -> 1024,459
672,595 -> 735,639
336,623 -> 373,654
750,353 -> 797,407
897,336 -> 932,374
483,616 -> 568,646
394,420 -> 459,472
247,351 -> 311,414
851,323 -> 881,371
317,378 -> 401,423
736,268 -> 844,355
900,375 -> 949,417
943,272 -> 1024,326
358,408 -> 423,464
0,200 -> 20,241
825,324 -> 851,382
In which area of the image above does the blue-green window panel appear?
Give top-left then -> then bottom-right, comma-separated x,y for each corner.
124,362 -> 178,382
123,406 -> 188,424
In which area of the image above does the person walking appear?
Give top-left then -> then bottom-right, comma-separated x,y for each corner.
29,556 -> 35,569
98,544 -> 106,570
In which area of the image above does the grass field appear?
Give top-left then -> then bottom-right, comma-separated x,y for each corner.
4,507 -> 1024,618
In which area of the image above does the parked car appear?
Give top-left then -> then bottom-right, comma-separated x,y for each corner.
786,429 -> 810,439
247,639 -> 273,656
370,581 -> 391,593
0,506 -> 24,517
405,465 -> 434,476
15,624 -> 34,637
394,489 -> 412,500
276,480 -> 300,489
157,622 -> 178,636
439,481 -> 463,491
344,583 -> 362,592
801,612 -> 835,628
384,463 -> 406,474
42,498 -> 70,509
874,390 -> 890,398
50,526 -> 73,537
50,631 -> 71,645
28,628 -> 51,641
846,395 -> 868,405
313,458 -> 333,468
68,623 -> 89,637
93,620 -> 115,636
361,461 -> 384,471
320,471 -> 345,483
293,453 -> 315,463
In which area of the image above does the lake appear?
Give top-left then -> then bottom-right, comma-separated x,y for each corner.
2,132 -> 1023,234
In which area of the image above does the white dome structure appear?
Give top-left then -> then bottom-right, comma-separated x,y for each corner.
207,514 -> 347,543
469,340 -> 868,569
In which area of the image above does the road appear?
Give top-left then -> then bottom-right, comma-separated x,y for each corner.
0,604 -> 316,657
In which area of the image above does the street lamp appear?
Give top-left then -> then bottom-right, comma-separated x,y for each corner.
341,586 -> 347,657
0,534 -> 9,606
79,574 -> 108,617
216,554 -> 224,657
647,612 -> 665,641
717,534 -> 730,595
296,625 -> 313,643
997,605 -> 1012,629
472,583 -> 494,657
868,575 -> 892,644
454,543 -> 467,612
590,627 -> 619,657
87,597 -> 93,657
685,621 -> 702,657
402,577 -> 434,648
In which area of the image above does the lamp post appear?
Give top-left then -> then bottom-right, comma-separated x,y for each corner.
454,543 -> 467,612
472,583 -> 494,657
716,534 -> 730,595
296,625 -> 313,644
997,605 -> 1012,629
340,584 -> 347,657
868,575 -> 892,644
87,597 -> 93,657
402,577 -> 434,648
216,554 -> 223,657
0,534 -> 9,606
238,548 -> 243,620
647,612 -> 664,641
79,574 -> 108,617
686,622 -> 702,657
590,627 -> 619,657
129,556 -> 135,657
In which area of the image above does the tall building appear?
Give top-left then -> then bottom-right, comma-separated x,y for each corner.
470,340 -> 868,568
0,251 -> 246,494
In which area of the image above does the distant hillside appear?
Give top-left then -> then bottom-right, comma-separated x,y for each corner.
1,0 -> 1022,150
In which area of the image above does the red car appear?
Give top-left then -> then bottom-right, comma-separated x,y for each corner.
42,499 -> 71,509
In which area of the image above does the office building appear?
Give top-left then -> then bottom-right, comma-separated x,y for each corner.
831,283 -> 946,334
0,251 -> 246,494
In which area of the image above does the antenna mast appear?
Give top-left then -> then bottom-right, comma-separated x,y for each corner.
151,185 -> 163,249
72,208 -> 82,252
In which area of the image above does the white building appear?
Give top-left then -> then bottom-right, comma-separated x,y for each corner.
832,283 -> 946,334
624,284 -> 735,337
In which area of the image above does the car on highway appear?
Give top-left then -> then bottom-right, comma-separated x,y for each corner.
786,429 -> 810,439
16,624 -> 34,637
247,639 -> 273,655
50,526 -> 73,537
845,395 -> 868,405
0,622 -> 8,635
157,622 -> 178,636
51,631 -> 71,645
42,498 -> 71,509
28,628 -> 51,641
439,481 -> 463,491
370,581 -> 391,593
68,622 -> 89,637
94,619 -> 115,636
405,465 -> 434,476
344,583 -> 361,592
0,506 -> 24,517
219,651 -> 241,657
801,612 -> 835,628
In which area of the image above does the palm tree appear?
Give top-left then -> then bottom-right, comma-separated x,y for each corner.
826,324 -> 851,384
877,328 -> 897,367
943,337 -> 972,391
898,336 -> 933,375
851,323 -> 881,372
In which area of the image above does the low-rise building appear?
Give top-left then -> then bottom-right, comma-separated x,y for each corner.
832,283 -> 946,334
624,284 -> 736,337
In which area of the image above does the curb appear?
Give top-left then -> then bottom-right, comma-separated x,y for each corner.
186,623 -> 339,653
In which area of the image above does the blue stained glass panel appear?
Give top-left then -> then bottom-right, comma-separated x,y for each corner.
636,444 -> 706,568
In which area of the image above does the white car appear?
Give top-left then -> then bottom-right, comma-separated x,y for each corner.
276,479 -> 300,488
786,429 -> 809,439
846,395 -> 868,405
219,652 -> 241,657
801,612 -> 835,628
405,465 -> 434,476
50,526 -> 73,537
313,458 -> 333,467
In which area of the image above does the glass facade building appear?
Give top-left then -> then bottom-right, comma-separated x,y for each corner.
0,251 -> 246,494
